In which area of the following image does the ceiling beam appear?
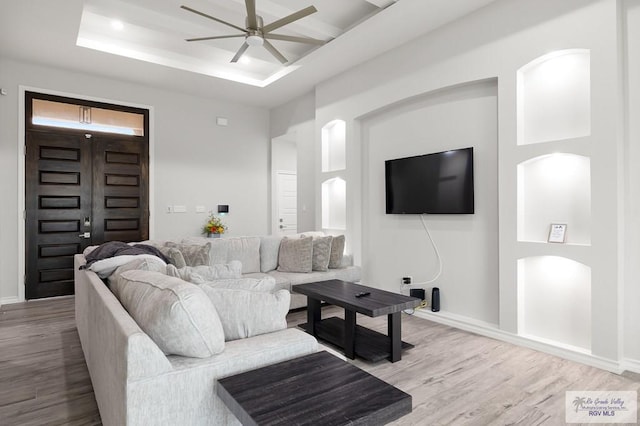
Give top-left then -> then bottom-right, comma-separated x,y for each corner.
364,0 -> 397,8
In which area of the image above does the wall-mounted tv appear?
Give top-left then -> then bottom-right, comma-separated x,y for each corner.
385,147 -> 474,214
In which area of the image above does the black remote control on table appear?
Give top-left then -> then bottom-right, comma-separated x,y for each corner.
355,291 -> 370,298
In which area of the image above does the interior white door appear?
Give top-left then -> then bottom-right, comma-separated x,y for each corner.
276,171 -> 297,236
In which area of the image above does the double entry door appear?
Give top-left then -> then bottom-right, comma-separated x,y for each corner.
25,94 -> 149,299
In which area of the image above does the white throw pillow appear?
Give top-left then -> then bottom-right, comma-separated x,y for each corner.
88,254 -> 166,278
117,270 -> 225,358
277,236 -> 313,273
201,288 -> 290,341
226,237 -> 261,274
199,276 -> 276,292
329,235 -> 346,269
108,257 -> 168,298
165,261 -> 243,284
259,236 -> 282,272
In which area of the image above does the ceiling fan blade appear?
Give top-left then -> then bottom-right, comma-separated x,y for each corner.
245,0 -> 258,30
181,5 -> 247,33
264,33 -> 325,45
231,42 -> 250,63
186,34 -> 247,42
262,6 -> 317,33
262,39 -> 288,64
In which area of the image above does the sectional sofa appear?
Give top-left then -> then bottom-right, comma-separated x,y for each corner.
74,233 -> 360,425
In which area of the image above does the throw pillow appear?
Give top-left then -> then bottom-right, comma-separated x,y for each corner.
108,257 -> 168,298
182,237 -> 229,266
200,288 -> 289,341
329,235 -> 346,269
302,234 -> 333,272
226,237 -> 261,274
259,236 -> 282,272
198,276 -> 276,292
159,247 -> 187,269
167,261 -> 243,284
277,236 -> 313,273
164,242 -> 210,267
117,270 -> 225,358
87,254 -> 166,279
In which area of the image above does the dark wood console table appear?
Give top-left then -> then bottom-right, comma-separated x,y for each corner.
293,280 -> 421,363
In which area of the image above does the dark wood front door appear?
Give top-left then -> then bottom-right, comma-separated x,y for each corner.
25,93 -> 149,299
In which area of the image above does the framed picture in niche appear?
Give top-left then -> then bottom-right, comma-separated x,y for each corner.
548,223 -> 567,243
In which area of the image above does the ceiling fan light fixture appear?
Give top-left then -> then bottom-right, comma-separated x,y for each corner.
246,34 -> 264,47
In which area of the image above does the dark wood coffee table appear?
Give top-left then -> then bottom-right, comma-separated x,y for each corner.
293,280 -> 421,363
217,351 -> 412,426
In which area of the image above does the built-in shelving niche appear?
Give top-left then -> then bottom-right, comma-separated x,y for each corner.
321,120 -> 346,172
321,119 -> 347,231
321,177 -> 346,230
517,153 -> 591,245
517,49 -> 591,146
517,256 -> 591,352
514,49 -> 593,354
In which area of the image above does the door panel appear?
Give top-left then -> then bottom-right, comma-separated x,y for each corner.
91,135 -> 149,244
25,92 -> 150,300
276,172 -> 297,236
25,130 -> 92,299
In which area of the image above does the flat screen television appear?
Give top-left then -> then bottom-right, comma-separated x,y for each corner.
385,147 -> 474,214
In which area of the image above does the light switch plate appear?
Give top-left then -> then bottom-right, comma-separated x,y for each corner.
173,205 -> 187,213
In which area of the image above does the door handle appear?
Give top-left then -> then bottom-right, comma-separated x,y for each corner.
79,232 -> 91,239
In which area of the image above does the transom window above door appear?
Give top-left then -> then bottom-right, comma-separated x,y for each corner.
32,98 -> 144,136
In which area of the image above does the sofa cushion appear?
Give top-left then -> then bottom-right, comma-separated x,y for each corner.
303,234 -> 333,272
117,270 -> 225,358
87,254 -> 166,279
329,235 -> 346,269
277,236 -> 313,273
108,257 -> 168,298
200,288 -> 289,341
181,237 -> 230,266
165,261 -> 242,284
227,237 -> 261,274
164,242 -> 211,267
259,236 -> 282,272
161,247 -> 187,269
199,276 -> 276,292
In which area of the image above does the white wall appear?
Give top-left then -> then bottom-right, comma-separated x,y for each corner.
270,92 -> 316,232
0,57 -> 269,303
360,80 -> 499,324
623,0 -> 640,366
311,0 -> 630,369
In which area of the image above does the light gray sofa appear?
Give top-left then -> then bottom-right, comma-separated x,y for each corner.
74,255 -> 318,426
177,234 -> 361,310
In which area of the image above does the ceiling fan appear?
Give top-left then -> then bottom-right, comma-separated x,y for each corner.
181,1 -> 327,64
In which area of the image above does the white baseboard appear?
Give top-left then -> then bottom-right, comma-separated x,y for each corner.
0,296 -> 21,306
621,358 -> 640,374
412,309 -> 623,374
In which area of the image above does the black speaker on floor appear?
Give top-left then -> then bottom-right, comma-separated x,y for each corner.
409,289 -> 425,301
431,287 -> 440,312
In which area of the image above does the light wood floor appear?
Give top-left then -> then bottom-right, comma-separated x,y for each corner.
1,297 -> 638,425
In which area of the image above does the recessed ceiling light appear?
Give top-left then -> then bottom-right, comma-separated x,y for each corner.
240,56 -> 251,65
111,20 -> 124,31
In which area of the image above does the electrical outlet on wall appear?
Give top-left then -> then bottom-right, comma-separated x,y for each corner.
402,276 -> 412,285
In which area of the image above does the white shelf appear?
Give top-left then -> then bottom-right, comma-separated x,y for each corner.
517,153 -> 591,245
321,177 -> 346,230
517,49 -> 591,145
321,120 -> 346,172
517,256 -> 591,351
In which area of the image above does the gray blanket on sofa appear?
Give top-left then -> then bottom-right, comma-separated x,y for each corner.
83,241 -> 168,268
